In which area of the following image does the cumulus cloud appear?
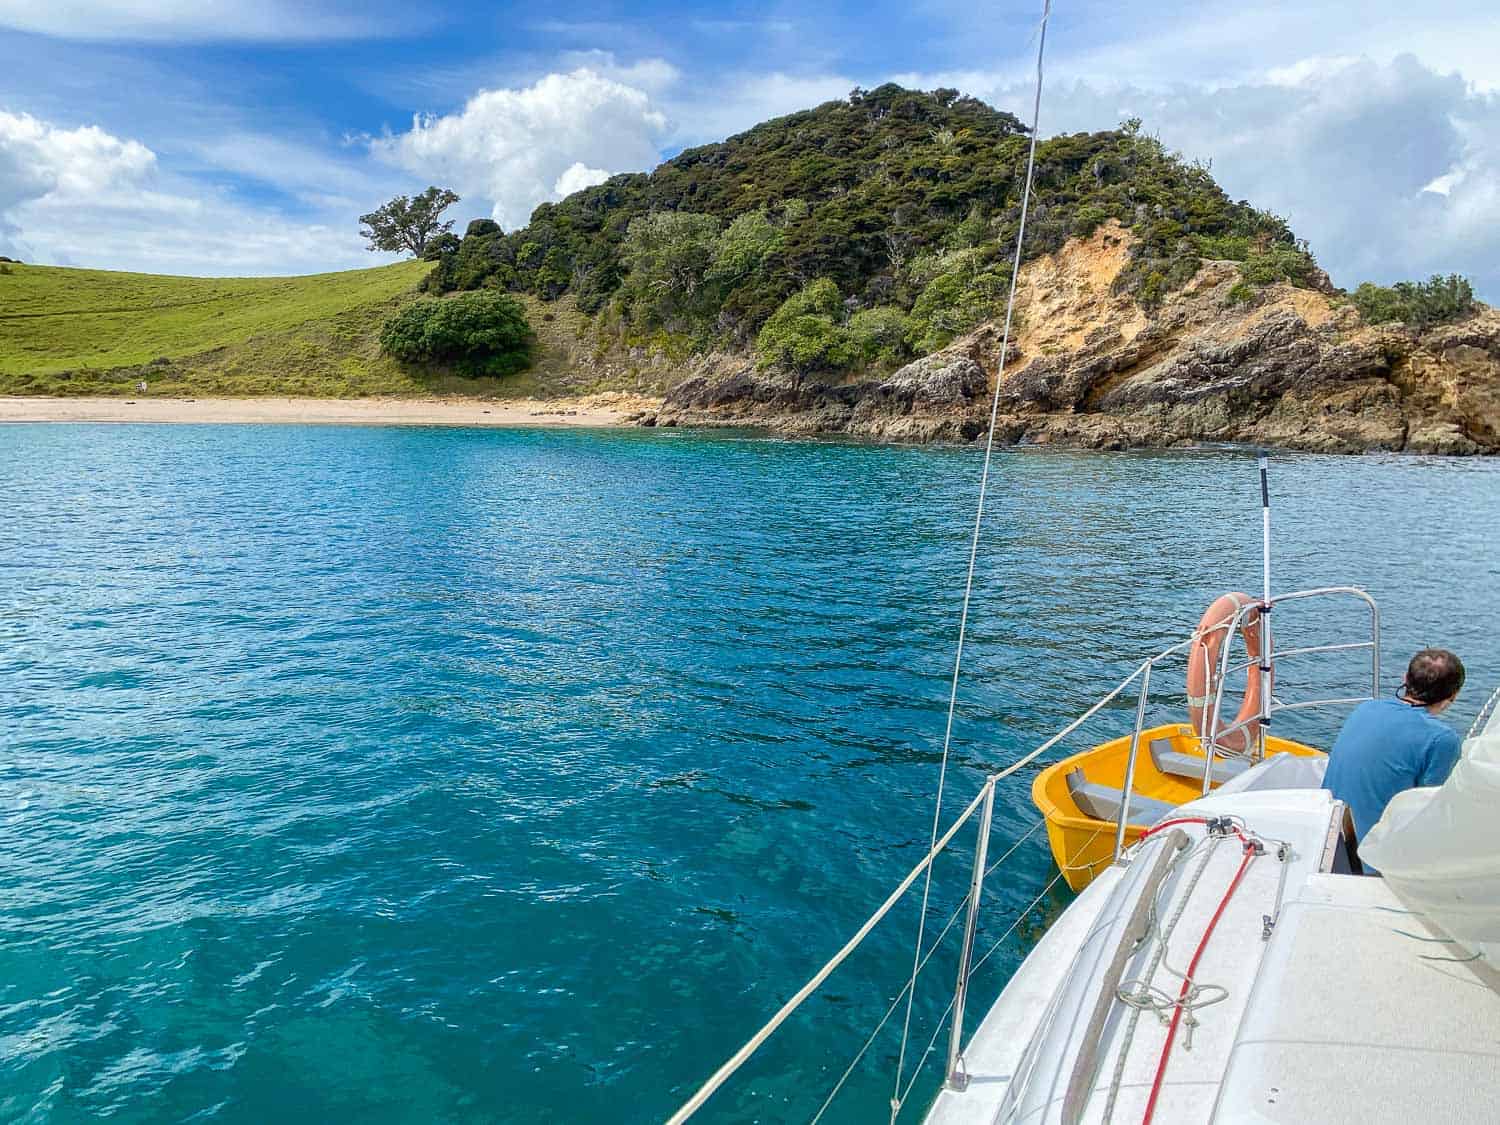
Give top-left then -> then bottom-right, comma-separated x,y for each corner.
910,55 -> 1500,301
552,161 -> 611,197
666,72 -> 856,146
0,0 -> 383,42
0,108 -> 392,274
0,110 -> 156,256
373,68 -> 669,231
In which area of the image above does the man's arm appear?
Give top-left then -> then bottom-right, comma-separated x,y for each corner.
1417,729 -> 1462,788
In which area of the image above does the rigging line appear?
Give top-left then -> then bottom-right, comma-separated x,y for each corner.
812,818 -> 1049,1125
985,816 -> 1047,879
662,783 -> 991,1125
809,889 -> 975,1124
891,1 -> 1053,1113
1468,684 -> 1500,738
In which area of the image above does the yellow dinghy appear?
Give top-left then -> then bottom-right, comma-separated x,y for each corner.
1033,722 -> 1323,891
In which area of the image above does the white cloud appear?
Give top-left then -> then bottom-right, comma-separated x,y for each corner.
0,108 -> 395,274
666,72 -> 856,146
0,110 -> 156,256
0,110 -> 155,200
0,0 -> 383,42
552,161 -> 610,197
372,68 -> 670,231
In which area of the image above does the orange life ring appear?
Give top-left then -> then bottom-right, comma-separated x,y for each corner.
1186,592 -> 1269,754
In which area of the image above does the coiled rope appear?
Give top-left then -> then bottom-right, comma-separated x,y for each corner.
890,1 -> 1053,1116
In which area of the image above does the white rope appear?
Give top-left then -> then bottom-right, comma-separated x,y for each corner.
889,2 -> 1054,1114
1469,684 -> 1500,739
1110,838 -> 1228,1074
1100,837 -> 1210,1121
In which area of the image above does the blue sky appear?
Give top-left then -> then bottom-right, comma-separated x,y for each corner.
2,1 -> 1499,299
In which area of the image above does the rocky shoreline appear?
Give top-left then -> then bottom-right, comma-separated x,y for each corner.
638,226 -> 1499,455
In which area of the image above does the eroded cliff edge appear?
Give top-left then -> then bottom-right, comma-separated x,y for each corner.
647,224 -> 1499,453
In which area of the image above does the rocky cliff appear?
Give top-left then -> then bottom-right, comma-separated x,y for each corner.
645,223 -> 1499,454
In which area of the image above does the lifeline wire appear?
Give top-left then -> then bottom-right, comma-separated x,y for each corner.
890,0 -> 1053,1114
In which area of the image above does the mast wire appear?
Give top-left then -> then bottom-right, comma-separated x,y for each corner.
890,0 -> 1054,1115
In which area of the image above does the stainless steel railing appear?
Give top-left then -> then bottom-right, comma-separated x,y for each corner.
1200,586 -> 1379,794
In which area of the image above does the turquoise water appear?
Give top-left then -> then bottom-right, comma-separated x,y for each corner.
2,425 -> 1497,1124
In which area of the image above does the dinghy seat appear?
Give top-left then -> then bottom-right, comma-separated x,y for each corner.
1064,769 -> 1175,826
1149,737 -> 1250,785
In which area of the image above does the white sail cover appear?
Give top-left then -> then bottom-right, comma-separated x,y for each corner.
1361,692 -> 1500,968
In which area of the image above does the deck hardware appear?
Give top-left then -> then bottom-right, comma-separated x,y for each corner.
1060,828 -> 1188,1123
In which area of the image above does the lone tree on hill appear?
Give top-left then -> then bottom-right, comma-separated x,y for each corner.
360,187 -> 460,257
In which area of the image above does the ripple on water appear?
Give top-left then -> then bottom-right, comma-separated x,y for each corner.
2,426 -> 1498,1123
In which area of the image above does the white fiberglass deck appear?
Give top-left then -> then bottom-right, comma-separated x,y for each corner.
926,787 -> 1500,1124
1213,872 -> 1500,1123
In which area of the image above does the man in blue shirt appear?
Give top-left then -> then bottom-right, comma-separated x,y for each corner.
1324,648 -> 1465,853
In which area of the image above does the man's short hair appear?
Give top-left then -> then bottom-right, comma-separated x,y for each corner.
1404,648 -> 1465,704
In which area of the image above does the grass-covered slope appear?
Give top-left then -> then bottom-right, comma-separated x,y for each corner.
0,260 -> 648,398
0,259 -> 525,396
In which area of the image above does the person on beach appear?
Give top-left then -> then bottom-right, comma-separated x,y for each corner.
1323,648 -> 1465,853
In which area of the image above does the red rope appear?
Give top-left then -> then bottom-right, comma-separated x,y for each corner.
1138,816 -> 1208,838
1140,816 -> 1251,847
1140,841 -> 1257,1125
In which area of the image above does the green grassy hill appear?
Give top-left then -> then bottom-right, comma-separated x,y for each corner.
0,259 -> 643,398
0,259 -> 487,396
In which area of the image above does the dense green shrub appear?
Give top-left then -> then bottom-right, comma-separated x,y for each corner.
379,292 -> 533,376
617,211 -> 722,330
755,279 -> 858,371
1351,274 -> 1476,328
421,232 -> 461,262
708,209 -> 784,288
907,264 -> 1008,353
846,306 -> 912,366
1239,244 -> 1318,287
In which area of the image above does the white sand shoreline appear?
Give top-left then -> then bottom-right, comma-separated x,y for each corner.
0,394 -> 659,428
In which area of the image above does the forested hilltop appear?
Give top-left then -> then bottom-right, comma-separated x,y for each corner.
425,84 -> 1324,373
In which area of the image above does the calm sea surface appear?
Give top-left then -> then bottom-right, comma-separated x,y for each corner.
2,425 -> 1497,1124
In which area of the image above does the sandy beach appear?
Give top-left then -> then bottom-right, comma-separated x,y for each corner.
0,393 -> 659,428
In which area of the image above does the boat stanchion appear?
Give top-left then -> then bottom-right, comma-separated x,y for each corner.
1114,659 -> 1154,863
945,781 -> 996,1091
